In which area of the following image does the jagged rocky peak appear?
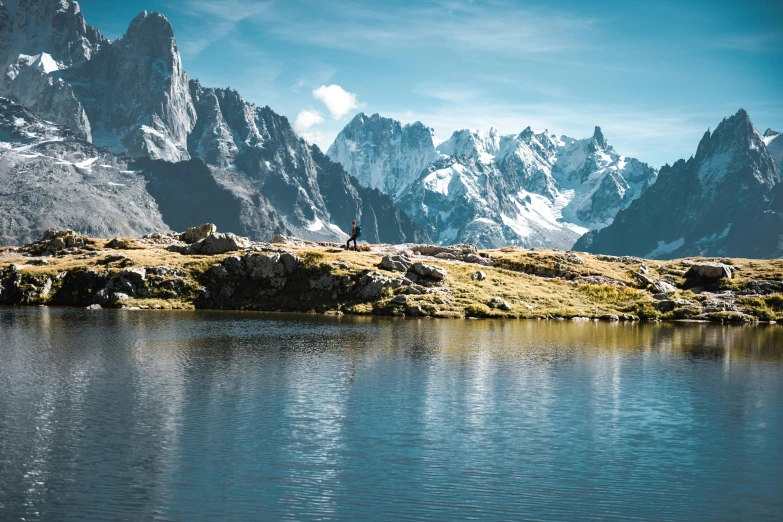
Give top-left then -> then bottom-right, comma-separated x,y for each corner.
327,112 -> 440,199
437,128 -> 500,159
763,128 -> 780,138
125,10 -> 175,39
575,109 -> 782,259
592,126 -> 608,149
0,0 -> 107,69
694,108 -> 778,187
70,9 -> 196,161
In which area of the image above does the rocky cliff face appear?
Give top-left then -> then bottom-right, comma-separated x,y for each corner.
328,113 -> 441,199
0,97 -> 168,245
66,10 -> 197,161
0,1 -> 428,246
575,110 -> 783,259
331,115 -> 657,249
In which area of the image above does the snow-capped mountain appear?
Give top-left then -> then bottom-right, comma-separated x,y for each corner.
763,128 -> 783,168
330,116 -> 656,249
328,113 -> 440,199
0,1 -> 428,246
575,110 -> 783,259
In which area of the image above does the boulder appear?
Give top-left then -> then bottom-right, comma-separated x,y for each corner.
600,314 -> 620,321
390,294 -> 409,305
106,238 -> 133,249
463,253 -> 494,267
411,262 -> 447,281
651,280 -> 676,295
565,252 -> 584,265
186,233 -> 251,255
181,223 -> 217,244
42,229 -> 74,241
686,262 -> 732,280
631,270 -> 655,286
357,272 -> 393,299
471,270 -> 486,281
653,299 -> 697,312
489,296 -> 511,311
380,255 -> 413,272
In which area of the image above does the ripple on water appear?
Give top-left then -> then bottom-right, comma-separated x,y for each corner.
0,308 -> 782,521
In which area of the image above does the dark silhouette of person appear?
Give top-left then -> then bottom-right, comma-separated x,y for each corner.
346,220 -> 361,251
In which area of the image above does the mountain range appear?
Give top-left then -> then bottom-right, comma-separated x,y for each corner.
0,0 -> 427,245
575,112 -> 783,259
329,114 -> 657,249
0,0 -> 780,258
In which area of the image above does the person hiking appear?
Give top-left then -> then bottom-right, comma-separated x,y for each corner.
346,220 -> 362,251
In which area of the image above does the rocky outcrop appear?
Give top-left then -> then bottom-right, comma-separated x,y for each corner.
380,254 -> 413,272
411,262 -> 447,281
181,223 -> 217,243
170,232 -> 251,255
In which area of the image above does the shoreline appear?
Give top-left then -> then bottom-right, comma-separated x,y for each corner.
2,227 -> 782,324
2,304 -> 780,327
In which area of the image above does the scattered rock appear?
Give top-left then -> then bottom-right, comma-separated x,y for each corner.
471,270 -> 486,281
86,304 -> 102,310
600,314 -> 620,321
574,275 -> 627,287
565,252 -> 584,265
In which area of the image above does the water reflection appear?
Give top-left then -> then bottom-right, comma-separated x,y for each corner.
0,308 -> 781,521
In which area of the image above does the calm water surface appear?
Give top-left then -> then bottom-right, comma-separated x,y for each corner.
1,308 -> 782,521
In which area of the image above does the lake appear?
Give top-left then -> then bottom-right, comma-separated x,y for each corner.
1,308 -> 781,521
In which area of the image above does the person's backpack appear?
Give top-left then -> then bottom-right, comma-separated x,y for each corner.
355,225 -> 362,237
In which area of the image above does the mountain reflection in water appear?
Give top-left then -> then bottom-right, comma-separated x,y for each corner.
1,308 -> 781,521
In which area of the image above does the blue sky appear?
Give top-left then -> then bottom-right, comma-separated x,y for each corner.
78,0 -> 782,168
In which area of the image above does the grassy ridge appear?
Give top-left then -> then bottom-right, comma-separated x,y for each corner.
1,238 -> 782,322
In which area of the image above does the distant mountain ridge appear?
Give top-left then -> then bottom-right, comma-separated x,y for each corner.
575,109 -> 783,259
329,113 -> 657,249
0,0 -> 428,246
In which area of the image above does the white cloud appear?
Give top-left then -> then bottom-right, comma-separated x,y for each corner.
313,84 -> 359,119
293,110 -> 324,132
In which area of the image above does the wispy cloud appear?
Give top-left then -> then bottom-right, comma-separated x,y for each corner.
254,0 -> 598,57
714,32 -> 783,52
182,0 -> 271,22
173,0 -> 271,57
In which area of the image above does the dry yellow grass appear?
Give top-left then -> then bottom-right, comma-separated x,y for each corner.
2,239 -> 782,321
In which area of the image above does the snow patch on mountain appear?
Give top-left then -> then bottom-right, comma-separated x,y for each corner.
332,115 -> 657,249
645,238 -> 685,259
